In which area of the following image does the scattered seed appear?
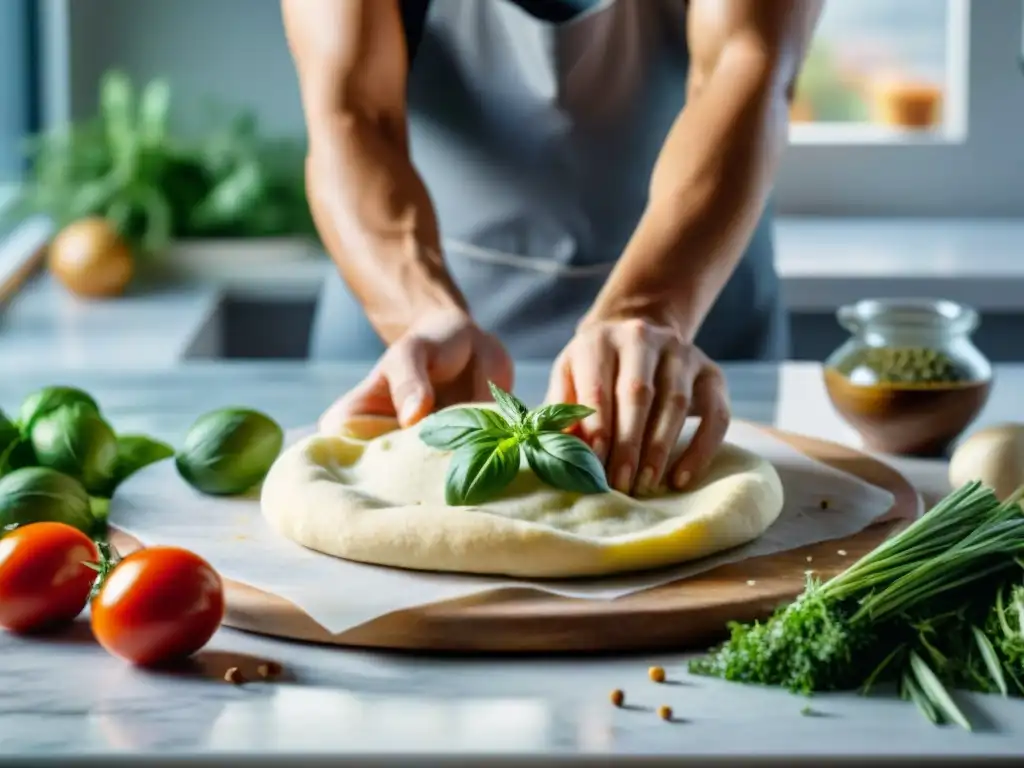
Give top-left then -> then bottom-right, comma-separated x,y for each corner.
256,661 -> 282,679
801,704 -> 814,716
746,579 -> 757,586
819,499 -> 829,510
224,667 -> 245,685
648,666 -> 666,683
657,705 -> 673,721
837,549 -> 848,556
610,689 -> 624,707
806,556 -> 814,562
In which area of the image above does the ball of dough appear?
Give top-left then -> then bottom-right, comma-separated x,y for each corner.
260,408 -> 785,578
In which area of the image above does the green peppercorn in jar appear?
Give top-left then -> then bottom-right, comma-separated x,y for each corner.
823,299 -> 993,456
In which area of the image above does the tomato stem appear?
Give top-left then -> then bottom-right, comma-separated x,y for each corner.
84,540 -> 122,600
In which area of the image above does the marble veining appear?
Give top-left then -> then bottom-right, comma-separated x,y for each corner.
0,361 -> 1020,761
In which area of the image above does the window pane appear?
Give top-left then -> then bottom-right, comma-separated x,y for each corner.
792,0 -> 953,132
0,0 -> 31,184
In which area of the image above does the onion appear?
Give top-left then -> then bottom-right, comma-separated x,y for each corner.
48,217 -> 134,298
948,424 -> 1024,501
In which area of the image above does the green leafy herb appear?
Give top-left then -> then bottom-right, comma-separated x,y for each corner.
909,651 -> 972,730
3,70 -> 315,253
528,403 -> 595,433
97,434 -> 175,497
971,625 -> 1008,697
444,436 -> 521,506
488,381 -> 529,424
688,480 -> 1024,730
419,382 -> 606,506
523,432 -> 609,495
418,407 -> 512,451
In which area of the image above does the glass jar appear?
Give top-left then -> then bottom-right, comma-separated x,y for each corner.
822,298 -> 992,457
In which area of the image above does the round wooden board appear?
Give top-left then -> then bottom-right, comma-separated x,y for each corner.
111,425 -> 920,654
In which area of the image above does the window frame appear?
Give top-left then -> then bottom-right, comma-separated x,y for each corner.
0,0 -> 37,185
776,0 -> 1024,217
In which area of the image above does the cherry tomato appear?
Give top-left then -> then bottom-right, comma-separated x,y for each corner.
0,522 -> 99,633
90,546 -> 225,666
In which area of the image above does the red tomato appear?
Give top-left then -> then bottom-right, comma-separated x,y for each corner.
90,546 -> 225,666
0,522 -> 100,633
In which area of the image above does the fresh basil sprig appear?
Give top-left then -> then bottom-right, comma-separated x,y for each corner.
419,382 -> 609,506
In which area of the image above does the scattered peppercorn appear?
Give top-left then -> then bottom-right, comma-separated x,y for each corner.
256,661 -> 282,679
224,667 -> 245,685
819,499 -> 829,510
657,705 -> 673,721
610,689 -> 624,707
648,666 -> 666,683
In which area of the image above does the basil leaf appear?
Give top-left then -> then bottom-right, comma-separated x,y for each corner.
488,381 -> 529,424
528,403 -> 595,433
419,407 -> 512,450
523,432 -> 609,495
445,436 -> 521,506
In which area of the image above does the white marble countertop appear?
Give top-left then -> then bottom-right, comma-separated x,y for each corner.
0,361 -> 1021,764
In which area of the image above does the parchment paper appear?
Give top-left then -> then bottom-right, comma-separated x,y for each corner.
110,421 -> 904,635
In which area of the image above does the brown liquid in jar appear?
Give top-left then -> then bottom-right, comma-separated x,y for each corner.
823,367 -> 991,457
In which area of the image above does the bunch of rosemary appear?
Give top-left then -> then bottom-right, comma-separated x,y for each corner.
689,481 -> 1024,729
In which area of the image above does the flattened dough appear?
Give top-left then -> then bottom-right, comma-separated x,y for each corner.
260,407 -> 785,578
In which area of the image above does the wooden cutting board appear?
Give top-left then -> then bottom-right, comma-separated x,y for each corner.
111,426 -> 919,653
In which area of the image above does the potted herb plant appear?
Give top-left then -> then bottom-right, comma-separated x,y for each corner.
4,71 -> 320,298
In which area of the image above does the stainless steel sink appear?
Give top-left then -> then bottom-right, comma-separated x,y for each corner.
184,296 -> 317,360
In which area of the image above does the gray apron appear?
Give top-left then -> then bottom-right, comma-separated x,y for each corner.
310,0 -> 787,362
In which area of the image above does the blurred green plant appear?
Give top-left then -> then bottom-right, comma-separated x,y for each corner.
794,42 -> 871,123
2,71 -> 316,255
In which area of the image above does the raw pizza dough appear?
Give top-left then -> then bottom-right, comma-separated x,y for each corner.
260,407 -> 785,578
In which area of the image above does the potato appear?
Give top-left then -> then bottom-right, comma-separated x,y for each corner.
949,424 -> 1024,501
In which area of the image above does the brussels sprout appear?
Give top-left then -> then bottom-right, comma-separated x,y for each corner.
97,434 -> 175,497
175,408 -> 283,496
0,409 -> 16,449
0,410 -> 37,478
30,403 -> 118,494
0,466 -> 93,534
18,386 -> 99,433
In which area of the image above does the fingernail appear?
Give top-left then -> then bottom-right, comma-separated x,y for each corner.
400,396 -> 423,425
615,464 -> 633,494
636,467 -> 654,496
674,469 -> 691,489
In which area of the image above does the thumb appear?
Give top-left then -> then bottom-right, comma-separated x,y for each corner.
318,368 -> 392,435
385,341 -> 436,427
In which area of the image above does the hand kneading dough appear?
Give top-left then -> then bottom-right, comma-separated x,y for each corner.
260,408 -> 785,578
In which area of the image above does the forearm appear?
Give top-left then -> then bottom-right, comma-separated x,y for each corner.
306,114 -> 467,343
586,51 -> 788,341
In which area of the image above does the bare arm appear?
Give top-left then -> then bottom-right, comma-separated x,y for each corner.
282,0 -> 466,344
583,0 -> 823,340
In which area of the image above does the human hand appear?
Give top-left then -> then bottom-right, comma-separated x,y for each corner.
319,310 -> 513,434
545,318 -> 731,497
